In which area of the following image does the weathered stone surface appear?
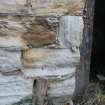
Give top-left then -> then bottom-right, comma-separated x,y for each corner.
0,0 -> 28,14
48,76 -> 75,97
0,18 -> 32,50
22,17 -> 56,47
0,74 -> 33,105
58,16 -> 83,51
0,36 -> 28,50
22,67 -> 75,80
31,0 -> 84,16
0,50 -> 22,73
0,19 -> 26,36
22,48 -> 80,68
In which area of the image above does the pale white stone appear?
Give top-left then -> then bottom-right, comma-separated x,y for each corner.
0,75 -> 33,105
0,50 -> 22,73
58,16 -> 84,51
0,20 -> 26,36
0,36 -> 27,50
22,67 -> 75,80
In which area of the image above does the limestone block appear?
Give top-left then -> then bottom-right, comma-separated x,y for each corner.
0,0 -> 28,14
58,16 -> 84,51
0,50 -> 22,73
31,0 -> 84,16
22,48 -> 80,68
0,74 -> 33,105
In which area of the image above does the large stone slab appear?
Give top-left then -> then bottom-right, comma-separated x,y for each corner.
0,74 -> 33,105
48,76 -> 75,97
0,50 -> 22,73
22,48 -> 80,68
31,0 -> 84,16
0,0 -> 28,14
58,16 -> 84,51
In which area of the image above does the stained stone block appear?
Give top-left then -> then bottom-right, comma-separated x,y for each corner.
0,74 -> 33,105
22,48 -> 80,68
58,16 -> 84,51
0,19 -> 26,36
0,19 -> 29,50
22,17 -> 57,47
0,50 -> 22,73
0,0 -> 28,14
31,0 -> 84,16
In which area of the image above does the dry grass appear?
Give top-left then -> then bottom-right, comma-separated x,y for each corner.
75,83 -> 105,105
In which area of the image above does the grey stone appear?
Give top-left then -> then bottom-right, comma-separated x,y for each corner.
58,16 -> 83,52
0,50 -> 22,73
0,0 -> 28,14
0,74 -> 33,105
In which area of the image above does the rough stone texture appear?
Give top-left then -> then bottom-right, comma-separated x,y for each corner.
22,17 -> 57,47
0,74 -> 33,105
0,17 -> 29,50
0,0 -> 28,14
22,48 -> 80,68
48,76 -> 75,97
0,49 -> 22,74
22,67 -> 75,80
0,36 -> 27,50
21,16 -> 83,105
58,16 -> 83,50
31,0 -> 84,16
0,19 -> 26,36
0,0 -> 86,104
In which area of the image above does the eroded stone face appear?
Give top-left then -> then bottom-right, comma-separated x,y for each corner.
48,76 -> 75,97
58,16 -> 84,50
0,74 -> 33,105
22,48 -> 80,68
22,17 -> 57,47
0,36 -> 28,50
0,0 -> 28,14
0,50 -> 22,73
31,0 -> 84,16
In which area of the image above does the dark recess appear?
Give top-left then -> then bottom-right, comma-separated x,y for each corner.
90,0 -> 105,81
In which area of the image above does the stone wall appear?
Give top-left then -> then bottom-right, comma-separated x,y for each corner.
0,0 -> 85,105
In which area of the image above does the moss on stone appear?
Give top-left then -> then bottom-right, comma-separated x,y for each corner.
12,96 -> 32,105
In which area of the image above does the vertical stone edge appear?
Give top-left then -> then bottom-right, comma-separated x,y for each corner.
74,0 -> 95,97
